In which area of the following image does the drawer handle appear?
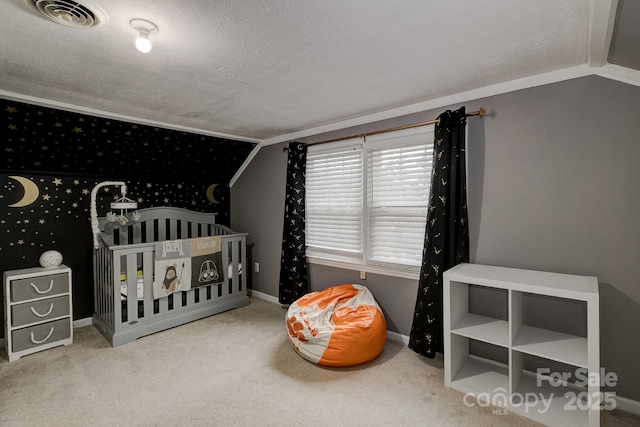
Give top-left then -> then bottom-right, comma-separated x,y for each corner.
30,279 -> 54,295
30,327 -> 55,344
30,303 -> 54,318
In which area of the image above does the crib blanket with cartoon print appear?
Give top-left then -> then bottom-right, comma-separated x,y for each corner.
153,236 -> 224,299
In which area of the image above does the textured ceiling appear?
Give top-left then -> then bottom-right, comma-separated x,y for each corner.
0,0 -> 637,143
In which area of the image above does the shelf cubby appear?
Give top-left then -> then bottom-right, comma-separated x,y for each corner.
450,337 -> 509,397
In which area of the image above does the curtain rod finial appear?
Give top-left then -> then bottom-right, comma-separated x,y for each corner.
478,107 -> 486,118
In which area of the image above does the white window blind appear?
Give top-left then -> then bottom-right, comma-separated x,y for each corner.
367,126 -> 434,267
306,125 -> 434,273
306,140 -> 363,261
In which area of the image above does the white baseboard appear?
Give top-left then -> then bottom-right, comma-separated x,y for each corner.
614,395 -> 640,417
386,330 -> 410,345
74,317 -> 93,328
249,289 -> 280,305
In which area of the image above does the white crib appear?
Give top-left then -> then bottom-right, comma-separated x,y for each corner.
92,206 -> 249,346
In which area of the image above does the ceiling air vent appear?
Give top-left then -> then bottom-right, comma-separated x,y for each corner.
23,0 -> 108,29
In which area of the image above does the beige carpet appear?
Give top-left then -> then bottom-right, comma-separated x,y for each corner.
1,298 -> 638,427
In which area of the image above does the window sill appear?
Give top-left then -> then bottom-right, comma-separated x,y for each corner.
307,256 -> 420,281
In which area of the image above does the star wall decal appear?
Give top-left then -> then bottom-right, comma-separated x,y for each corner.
0,98 -> 250,265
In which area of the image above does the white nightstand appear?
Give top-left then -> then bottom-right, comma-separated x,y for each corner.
4,265 -> 73,361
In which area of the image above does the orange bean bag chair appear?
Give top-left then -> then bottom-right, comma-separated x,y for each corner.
286,284 -> 387,367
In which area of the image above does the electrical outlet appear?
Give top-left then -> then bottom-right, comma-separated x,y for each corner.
254,262 -> 260,273
359,271 -> 366,280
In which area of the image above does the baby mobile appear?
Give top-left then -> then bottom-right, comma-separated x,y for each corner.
89,181 -> 141,249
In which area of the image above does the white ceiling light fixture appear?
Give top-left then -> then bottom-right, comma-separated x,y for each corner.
130,18 -> 158,53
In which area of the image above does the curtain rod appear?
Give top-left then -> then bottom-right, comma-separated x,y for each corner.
284,107 -> 486,151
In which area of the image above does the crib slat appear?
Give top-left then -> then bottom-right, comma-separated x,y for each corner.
143,250 -> 154,318
106,249 -> 114,326
231,240 -> 240,295
145,220 -> 155,244
131,222 -> 142,244
221,240 -> 230,297
157,219 -> 166,242
240,235 -> 247,292
104,250 -> 111,325
93,248 -> 100,317
100,249 -> 107,316
187,288 -> 196,306
126,253 -> 138,323
158,293 -> 169,314
119,227 -> 128,246
180,220 -> 188,240
113,253 -> 122,328
93,249 -> 100,319
166,218 -> 173,240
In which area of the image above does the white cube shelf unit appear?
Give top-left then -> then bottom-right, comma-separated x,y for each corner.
444,263 -> 600,427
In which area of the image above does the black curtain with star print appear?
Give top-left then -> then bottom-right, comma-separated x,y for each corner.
278,142 -> 309,305
409,107 -> 469,358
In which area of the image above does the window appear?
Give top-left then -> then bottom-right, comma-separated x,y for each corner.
306,126 -> 434,277
306,139 -> 363,260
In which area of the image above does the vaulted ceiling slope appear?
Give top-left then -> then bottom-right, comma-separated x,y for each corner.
0,0 -> 638,144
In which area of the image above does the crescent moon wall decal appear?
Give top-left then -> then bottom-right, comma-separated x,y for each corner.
8,175 -> 40,208
206,184 -> 220,204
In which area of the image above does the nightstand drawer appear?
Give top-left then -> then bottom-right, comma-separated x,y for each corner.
10,273 -> 69,302
11,295 -> 70,327
11,318 -> 71,353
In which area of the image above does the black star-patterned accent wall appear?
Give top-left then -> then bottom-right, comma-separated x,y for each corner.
0,99 -> 256,333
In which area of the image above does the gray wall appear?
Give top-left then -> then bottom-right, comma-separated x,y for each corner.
231,75 -> 640,402
231,143 -> 287,299
609,0 -> 640,70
